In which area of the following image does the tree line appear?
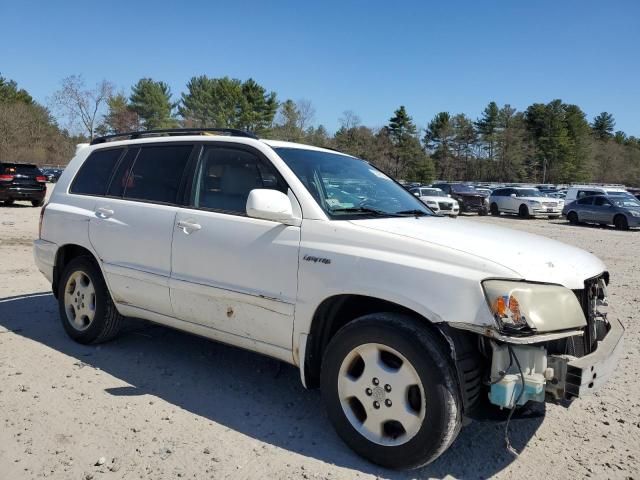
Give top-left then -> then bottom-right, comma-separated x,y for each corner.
1,73 -> 639,186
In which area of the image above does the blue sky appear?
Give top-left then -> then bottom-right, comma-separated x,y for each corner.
1,0 -> 638,135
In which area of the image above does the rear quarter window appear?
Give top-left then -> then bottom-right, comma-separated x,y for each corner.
70,148 -> 124,196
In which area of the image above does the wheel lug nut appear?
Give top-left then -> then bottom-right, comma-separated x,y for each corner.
372,378 -> 379,386
384,384 -> 391,392
365,388 -> 372,396
373,401 -> 380,409
385,399 -> 392,407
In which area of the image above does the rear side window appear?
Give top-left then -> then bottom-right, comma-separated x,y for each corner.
577,190 -> 599,199
191,146 -> 286,214
577,197 -> 594,205
594,197 -> 611,206
123,145 -> 193,204
107,148 -> 139,197
71,149 -> 124,196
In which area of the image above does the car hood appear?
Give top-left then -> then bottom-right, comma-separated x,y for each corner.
420,196 -> 455,203
514,196 -> 562,203
349,217 -> 606,289
453,192 -> 486,197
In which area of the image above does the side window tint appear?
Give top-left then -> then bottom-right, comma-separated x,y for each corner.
123,145 -> 192,204
193,147 -> 285,214
577,197 -> 594,205
107,148 -> 139,197
70,148 -> 124,196
594,197 -> 610,206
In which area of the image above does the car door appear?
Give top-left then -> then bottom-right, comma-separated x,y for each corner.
89,143 -> 194,316
575,196 -> 595,221
170,144 -> 301,352
592,196 -> 613,223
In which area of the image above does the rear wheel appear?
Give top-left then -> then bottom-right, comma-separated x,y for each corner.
320,314 -> 461,469
490,203 -> 500,216
567,211 -> 579,224
58,256 -> 123,344
614,214 -> 629,230
518,204 -> 530,218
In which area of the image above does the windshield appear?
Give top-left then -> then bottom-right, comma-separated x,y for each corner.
515,189 -> 544,197
421,188 -> 446,197
275,148 -> 432,218
450,184 -> 477,193
611,197 -> 640,208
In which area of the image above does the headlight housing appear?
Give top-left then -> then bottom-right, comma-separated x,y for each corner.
629,210 -> 640,217
482,280 -> 586,333
528,200 -> 541,206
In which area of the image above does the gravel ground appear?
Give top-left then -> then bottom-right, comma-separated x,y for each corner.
1,195 -> 638,480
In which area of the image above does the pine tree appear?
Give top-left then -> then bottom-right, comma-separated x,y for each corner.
591,112 -> 615,140
129,78 -> 177,130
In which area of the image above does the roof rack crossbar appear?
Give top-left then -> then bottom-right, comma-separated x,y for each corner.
90,128 -> 258,145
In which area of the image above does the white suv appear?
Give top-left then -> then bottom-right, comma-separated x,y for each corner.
489,187 -> 564,218
34,129 -> 624,469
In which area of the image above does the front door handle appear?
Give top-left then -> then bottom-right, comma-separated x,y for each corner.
96,207 -> 114,218
176,219 -> 202,234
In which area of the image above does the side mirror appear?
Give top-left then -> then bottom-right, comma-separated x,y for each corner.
414,192 -> 420,197
246,189 -> 299,226
447,194 -> 451,198
510,193 -> 517,198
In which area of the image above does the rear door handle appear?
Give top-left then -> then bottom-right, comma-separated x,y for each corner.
176,219 -> 202,234
96,207 -> 114,218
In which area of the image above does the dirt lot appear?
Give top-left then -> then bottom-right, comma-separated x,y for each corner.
1,194 -> 639,480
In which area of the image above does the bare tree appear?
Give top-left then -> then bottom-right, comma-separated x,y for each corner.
295,99 -> 316,132
339,110 -> 361,130
50,75 -> 114,139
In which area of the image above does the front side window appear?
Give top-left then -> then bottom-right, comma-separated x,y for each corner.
275,147 -> 431,218
577,197 -> 594,205
191,146 -> 285,214
594,197 -> 611,207
70,148 -> 124,196
123,145 -> 193,204
450,184 -> 477,194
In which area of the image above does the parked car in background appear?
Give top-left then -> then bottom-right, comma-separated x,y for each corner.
489,187 -> 564,218
431,182 -> 489,215
0,162 -> 47,206
409,187 -> 459,217
565,185 -> 633,204
41,167 -> 64,183
563,195 -> 640,230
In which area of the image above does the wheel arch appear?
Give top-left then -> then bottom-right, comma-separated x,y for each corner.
301,294 -> 484,414
52,244 -> 100,298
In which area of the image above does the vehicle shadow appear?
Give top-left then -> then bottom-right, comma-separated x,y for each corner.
548,220 -> 639,231
0,292 -> 544,478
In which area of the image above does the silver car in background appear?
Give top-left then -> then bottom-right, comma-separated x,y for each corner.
563,194 -> 640,230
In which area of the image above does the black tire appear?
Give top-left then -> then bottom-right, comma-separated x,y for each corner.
478,207 -> 488,216
490,203 -> 500,216
567,211 -> 579,224
614,214 -> 629,230
320,314 -> 462,470
518,204 -> 530,219
57,256 -> 123,344
31,199 -> 44,207
3,199 -> 14,206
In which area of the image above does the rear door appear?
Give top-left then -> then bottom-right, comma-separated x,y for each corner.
170,143 -> 300,353
88,143 -> 194,316
575,196 -> 595,221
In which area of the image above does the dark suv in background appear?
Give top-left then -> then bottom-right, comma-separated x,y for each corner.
431,182 -> 489,215
0,162 -> 47,206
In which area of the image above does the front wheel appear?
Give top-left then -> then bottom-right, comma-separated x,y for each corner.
31,198 -> 44,207
567,211 -> 579,224
490,203 -> 500,216
58,256 -> 123,344
320,314 -> 461,469
614,214 -> 629,230
518,204 -> 530,218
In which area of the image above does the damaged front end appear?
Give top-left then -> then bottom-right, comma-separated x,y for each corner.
454,274 -> 624,409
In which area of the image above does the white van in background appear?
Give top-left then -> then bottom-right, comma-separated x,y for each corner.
565,185 -> 632,204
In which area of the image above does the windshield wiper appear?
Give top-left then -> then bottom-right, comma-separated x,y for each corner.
330,207 -> 398,216
395,209 -> 430,217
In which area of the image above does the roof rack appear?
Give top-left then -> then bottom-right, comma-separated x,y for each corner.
90,128 -> 258,145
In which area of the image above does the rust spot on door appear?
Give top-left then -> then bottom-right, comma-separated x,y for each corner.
226,307 -> 234,318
